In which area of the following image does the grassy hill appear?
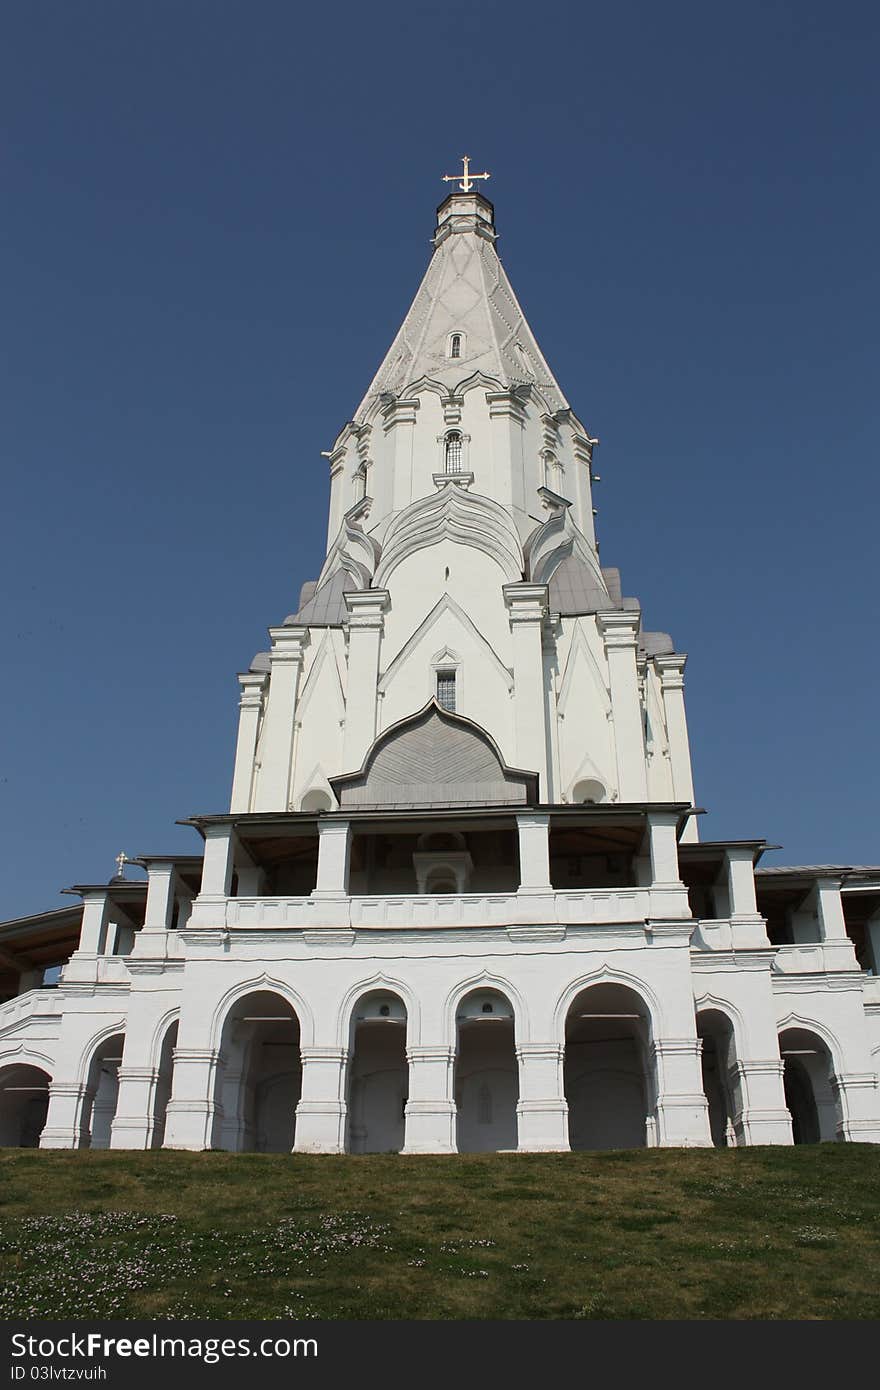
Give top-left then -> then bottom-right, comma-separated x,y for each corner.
1,1145 -> 878,1319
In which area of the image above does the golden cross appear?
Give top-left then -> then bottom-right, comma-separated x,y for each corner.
442,154 -> 490,193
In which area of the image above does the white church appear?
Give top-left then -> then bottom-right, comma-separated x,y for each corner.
2,162 -> 879,1156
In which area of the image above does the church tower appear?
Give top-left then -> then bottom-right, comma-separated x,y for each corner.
4,162 -> 879,1159
231,172 -> 698,829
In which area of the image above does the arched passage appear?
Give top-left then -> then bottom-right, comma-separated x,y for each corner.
564,983 -> 651,1150
697,1009 -> 738,1147
215,991 -> 302,1152
346,990 -> 408,1153
455,988 -> 518,1153
779,1026 -> 840,1144
83,1033 -> 126,1149
0,1063 -> 52,1147
151,1020 -> 178,1150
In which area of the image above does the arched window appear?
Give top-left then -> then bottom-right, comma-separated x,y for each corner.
444,431 -> 463,472
354,464 -> 367,501
450,334 -> 462,359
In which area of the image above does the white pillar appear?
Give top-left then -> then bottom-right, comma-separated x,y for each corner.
142,861 -> 176,932
503,583 -> 549,794
646,811 -> 682,887
252,626 -> 309,811
814,877 -> 848,940
728,1059 -> 793,1146
77,892 -> 112,954
342,590 -> 389,770
293,1047 -> 348,1152
655,654 -> 697,841
40,1081 -> 92,1149
110,1067 -> 160,1150
314,819 -> 351,896
652,1038 -> 713,1146
402,1046 -> 457,1154
516,812 -> 551,891
645,811 -> 690,918
811,877 -> 859,970
200,824 -> 235,898
230,672 -> 267,812
598,611 -> 648,802
162,1048 -> 222,1150
724,847 -> 769,946
516,1044 -> 569,1152
832,1072 -> 880,1143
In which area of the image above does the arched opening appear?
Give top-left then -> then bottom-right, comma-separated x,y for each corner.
571,778 -> 606,805
455,989 -> 518,1152
215,991 -> 302,1152
83,1033 -> 126,1149
0,1064 -> 51,1147
444,431 -> 463,472
779,1026 -> 840,1144
346,991 -> 408,1153
564,983 -> 651,1150
697,1009 -> 738,1147
151,1020 -> 178,1149
300,788 -> 333,812
449,333 -> 462,359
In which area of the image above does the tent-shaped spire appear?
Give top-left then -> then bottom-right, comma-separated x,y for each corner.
354,190 -> 569,417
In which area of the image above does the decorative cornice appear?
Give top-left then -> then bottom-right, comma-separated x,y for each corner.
374,486 -> 523,588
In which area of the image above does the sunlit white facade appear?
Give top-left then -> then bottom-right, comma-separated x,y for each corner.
2,185 -> 879,1155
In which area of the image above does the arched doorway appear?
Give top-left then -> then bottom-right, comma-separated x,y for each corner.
564,983 -> 651,1150
455,989 -> 518,1152
151,1020 -> 178,1149
215,991 -> 302,1152
779,1026 -> 840,1144
697,1009 -> 738,1147
346,991 -> 408,1153
83,1034 -> 126,1149
0,1064 -> 51,1147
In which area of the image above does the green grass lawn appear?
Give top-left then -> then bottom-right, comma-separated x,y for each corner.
1,1145 -> 878,1319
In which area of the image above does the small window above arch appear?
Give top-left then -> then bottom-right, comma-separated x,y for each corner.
447,332 -> 465,359
444,431 -> 463,472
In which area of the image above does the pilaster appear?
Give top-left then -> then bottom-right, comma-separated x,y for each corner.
598,611 -> 648,801
654,654 -> 697,841
342,590 -> 390,770
503,583 -> 549,794
252,626 -> 309,811
230,671 -> 267,812
383,398 -> 420,512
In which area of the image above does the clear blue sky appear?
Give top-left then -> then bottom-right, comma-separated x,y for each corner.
2,1 -> 878,918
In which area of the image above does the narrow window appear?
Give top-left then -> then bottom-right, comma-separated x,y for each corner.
444,431 -> 462,472
354,464 -> 367,501
436,670 -> 456,711
450,334 -> 462,359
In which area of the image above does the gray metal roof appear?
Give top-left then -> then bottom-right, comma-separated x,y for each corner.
287,568 -> 353,627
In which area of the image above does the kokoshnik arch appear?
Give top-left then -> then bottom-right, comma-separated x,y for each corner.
2,160 -> 880,1155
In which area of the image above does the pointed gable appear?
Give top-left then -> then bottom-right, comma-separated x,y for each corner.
330,702 -> 537,810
